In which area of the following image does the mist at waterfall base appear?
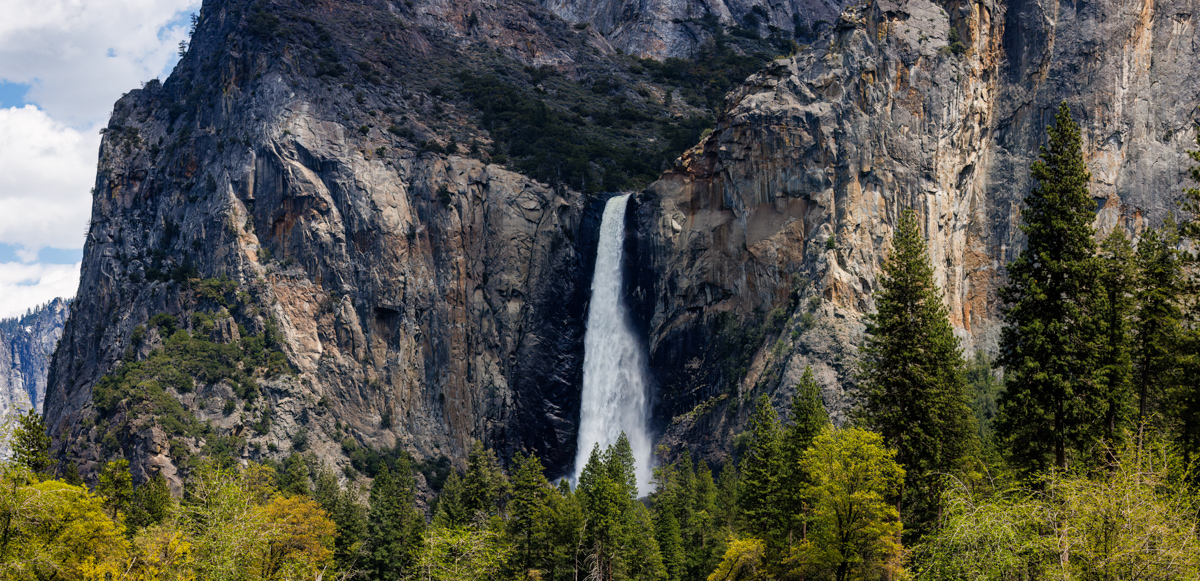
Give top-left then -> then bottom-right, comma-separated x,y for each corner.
571,193 -> 655,494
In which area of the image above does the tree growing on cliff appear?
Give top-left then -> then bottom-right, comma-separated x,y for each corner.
859,208 -> 975,533
997,102 -> 1106,473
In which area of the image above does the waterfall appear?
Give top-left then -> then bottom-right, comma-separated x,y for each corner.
572,193 -> 654,493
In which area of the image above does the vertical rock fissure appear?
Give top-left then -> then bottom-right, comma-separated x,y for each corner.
572,193 -> 654,491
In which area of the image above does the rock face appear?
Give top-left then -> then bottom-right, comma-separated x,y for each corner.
0,299 -> 69,417
630,0 -> 1200,461
43,0 -> 629,483
540,0 -> 846,58
42,0 -> 1200,481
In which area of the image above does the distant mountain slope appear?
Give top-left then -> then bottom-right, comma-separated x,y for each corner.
0,298 -> 69,416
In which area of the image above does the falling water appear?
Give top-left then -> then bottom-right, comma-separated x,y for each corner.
572,193 -> 654,493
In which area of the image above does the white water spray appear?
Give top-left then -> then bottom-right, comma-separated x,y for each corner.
572,193 -> 654,493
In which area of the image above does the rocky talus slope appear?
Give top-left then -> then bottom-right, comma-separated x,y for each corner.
42,0 -> 1199,480
634,0 -> 1199,459
0,299 -> 69,418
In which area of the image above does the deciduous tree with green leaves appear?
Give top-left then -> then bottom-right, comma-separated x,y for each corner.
793,426 -> 905,581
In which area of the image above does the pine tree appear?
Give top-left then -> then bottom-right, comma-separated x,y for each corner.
859,208 -> 975,531
785,366 -> 828,457
128,471 -> 173,530
687,461 -> 723,581
781,366 -> 828,546
364,461 -> 424,580
715,463 -> 740,531
509,451 -> 549,577
279,453 -> 310,496
10,410 -> 51,475
1132,224 -> 1183,424
314,466 -> 367,568
997,102 -> 1105,472
462,440 -> 509,520
432,470 -> 469,528
737,396 -> 786,545
97,459 -> 134,520
1176,130 -> 1200,462
1096,229 -> 1136,443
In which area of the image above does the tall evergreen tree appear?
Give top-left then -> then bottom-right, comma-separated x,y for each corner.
509,451 -> 550,577
127,470 -> 173,531
997,102 -> 1106,472
1132,224 -> 1183,424
363,461 -> 424,580
10,411 -> 51,475
462,440 -> 509,520
97,459 -> 134,519
1097,229 -> 1136,443
781,366 -> 828,547
859,207 -> 975,531
577,434 -> 663,581
737,396 -> 786,545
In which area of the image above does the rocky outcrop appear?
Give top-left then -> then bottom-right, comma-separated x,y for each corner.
540,0 -> 847,58
632,0 -> 1199,461
43,0 -> 643,483
0,298 -> 69,418
41,0 -> 1200,481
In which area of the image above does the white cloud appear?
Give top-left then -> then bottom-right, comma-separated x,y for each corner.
0,105 -> 96,253
0,261 -> 79,319
0,0 -> 200,124
0,0 -> 199,315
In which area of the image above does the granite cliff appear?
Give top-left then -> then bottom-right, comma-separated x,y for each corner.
632,0 -> 1199,459
0,299 -> 69,419
42,0 -> 1199,481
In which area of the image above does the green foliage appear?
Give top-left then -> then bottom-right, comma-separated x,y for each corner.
98,459 -> 134,520
0,472 -> 128,580
459,73 -> 691,193
859,208 -> 976,534
1096,228 -> 1137,444
10,410 -> 51,475
737,396 -> 786,548
780,367 -> 829,549
462,440 -> 509,520
127,471 -> 173,531
91,310 -> 290,449
577,434 -> 665,581
912,437 -> 1200,580
793,427 -> 905,581
1132,223 -> 1184,425
965,351 -> 1003,450
364,462 -> 425,580
507,451 -> 549,576
639,32 -> 777,112
416,525 -> 511,581
997,102 -> 1107,473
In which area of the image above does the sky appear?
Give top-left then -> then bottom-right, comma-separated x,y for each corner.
0,0 -> 200,319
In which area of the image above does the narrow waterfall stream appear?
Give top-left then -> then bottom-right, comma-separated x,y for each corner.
572,193 -> 654,492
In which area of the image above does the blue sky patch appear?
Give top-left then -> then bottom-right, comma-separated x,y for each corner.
0,244 -> 83,265
0,81 -> 31,108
